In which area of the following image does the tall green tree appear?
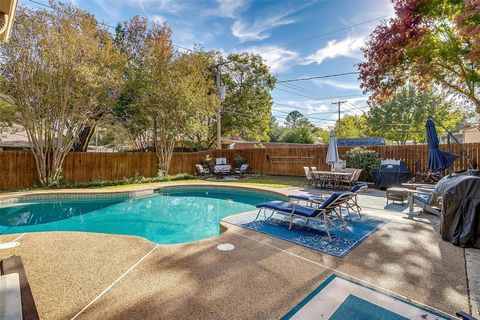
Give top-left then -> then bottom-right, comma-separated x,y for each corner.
285,110 -> 311,128
366,87 -> 464,144
359,0 -> 480,113
334,114 -> 369,139
115,16 -> 217,174
0,3 -> 124,186
208,53 -> 276,146
269,116 -> 285,142
281,126 -> 316,144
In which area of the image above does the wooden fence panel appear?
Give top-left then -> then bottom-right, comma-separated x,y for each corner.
1,143 -> 479,190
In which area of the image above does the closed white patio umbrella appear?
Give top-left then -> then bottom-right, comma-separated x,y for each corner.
326,131 -> 339,171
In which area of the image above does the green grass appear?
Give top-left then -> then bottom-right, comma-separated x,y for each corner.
101,175 -> 304,189
217,175 -> 304,188
0,174 -> 304,193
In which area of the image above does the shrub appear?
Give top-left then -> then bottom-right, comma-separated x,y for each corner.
52,173 -> 195,189
345,147 -> 380,181
200,155 -> 215,172
234,154 -> 247,167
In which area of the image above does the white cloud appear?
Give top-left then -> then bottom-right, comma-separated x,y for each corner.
230,3 -> 310,42
214,0 -> 249,18
151,15 -> 166,24
275,99 -> 333,114
302,36 -> 365,65
242,46 -> 299,73
313,79 -> 360,90
126,0 -> 181,12
231,15 -> 296,41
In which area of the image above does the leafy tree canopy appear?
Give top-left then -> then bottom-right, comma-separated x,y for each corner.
366,86 -> 464,144
334,114 -> 369,139
359,0 -> 480,113
0,2 -> 124,185
216,53 -> 276,144
281,126 -> 316,144
285,110 -> 312,128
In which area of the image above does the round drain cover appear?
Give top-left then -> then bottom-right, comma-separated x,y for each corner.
217,243 -> 235,251
0,242 -> 20,250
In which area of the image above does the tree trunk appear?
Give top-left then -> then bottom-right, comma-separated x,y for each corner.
155,138 -> 175,176
72,126 -> 96,152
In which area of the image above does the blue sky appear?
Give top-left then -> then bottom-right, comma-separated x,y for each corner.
22,0 -> 394,128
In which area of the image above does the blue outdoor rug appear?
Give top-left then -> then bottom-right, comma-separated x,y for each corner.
222,211 -> 388,257
282,274 -> 450,319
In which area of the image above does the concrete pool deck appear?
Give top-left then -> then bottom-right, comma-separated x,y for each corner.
0,183 -> 475,319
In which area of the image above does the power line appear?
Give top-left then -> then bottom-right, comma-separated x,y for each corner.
262,14 -> 392,55
277,82 -> 317,95
275,87 -> 320,99
273,104 -> 338,115
271,108 -> 337,122
278,71 -> 360,83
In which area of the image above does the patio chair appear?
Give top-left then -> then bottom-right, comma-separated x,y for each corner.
195,164 -> 210,177
344,182 -> 368,216
255,192 -> 353,241
234,164 -> 249,177
214,158 -> 231,178
310,166 -> 330,189
340,169 -> 362,188
302,167 -> 316,187
412,189 -> 441,216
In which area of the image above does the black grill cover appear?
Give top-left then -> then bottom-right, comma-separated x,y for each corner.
372,161 -> 410,189
435,174 -> 480,248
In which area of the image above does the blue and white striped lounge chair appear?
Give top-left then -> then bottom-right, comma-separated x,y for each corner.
255,192 -> 353,241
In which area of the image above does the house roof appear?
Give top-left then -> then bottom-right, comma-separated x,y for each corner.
0,140 -> 30,148
337,137 -> 385,147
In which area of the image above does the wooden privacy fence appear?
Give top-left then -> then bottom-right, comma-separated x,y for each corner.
0,143 -> 479,190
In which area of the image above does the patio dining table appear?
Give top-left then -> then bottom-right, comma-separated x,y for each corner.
312,171 -> 352,177
311,171 -> 353,189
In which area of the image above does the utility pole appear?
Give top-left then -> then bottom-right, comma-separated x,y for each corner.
216,66 -> 226,150
216,67 -> 222,150
332,100 -> 347,136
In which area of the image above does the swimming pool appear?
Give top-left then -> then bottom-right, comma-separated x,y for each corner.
0,187 -> 284,244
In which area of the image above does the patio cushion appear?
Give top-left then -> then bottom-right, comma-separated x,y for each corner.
319,192 -> 343,209
288,194 -> 326,204
413,194 -> 429,204
349,183 -> 368,193
256,201 -> 319,217
288,194 -> 311,201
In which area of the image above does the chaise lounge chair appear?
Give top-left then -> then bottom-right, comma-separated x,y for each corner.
234,163 -> 249,177
288,183 -> 368,216
195,164 -> 210,177
255,192 -> 353,241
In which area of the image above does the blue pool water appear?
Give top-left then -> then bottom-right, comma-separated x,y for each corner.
0,187 -> 284,244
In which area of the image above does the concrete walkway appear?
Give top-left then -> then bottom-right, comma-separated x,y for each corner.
0,184 -> 474,319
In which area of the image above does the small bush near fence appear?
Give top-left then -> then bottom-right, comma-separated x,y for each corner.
345,147 -> 381,181
43,173 -> 194,190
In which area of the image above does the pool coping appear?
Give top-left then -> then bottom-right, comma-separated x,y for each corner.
0,182 -> 291,204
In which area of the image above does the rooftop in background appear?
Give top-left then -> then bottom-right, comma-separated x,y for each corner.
224,140 -> 323,149
0,129 -> 30,151
337,137 -> 385,147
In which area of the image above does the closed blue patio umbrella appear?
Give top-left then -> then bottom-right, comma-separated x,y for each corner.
426,117 -> 458,172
